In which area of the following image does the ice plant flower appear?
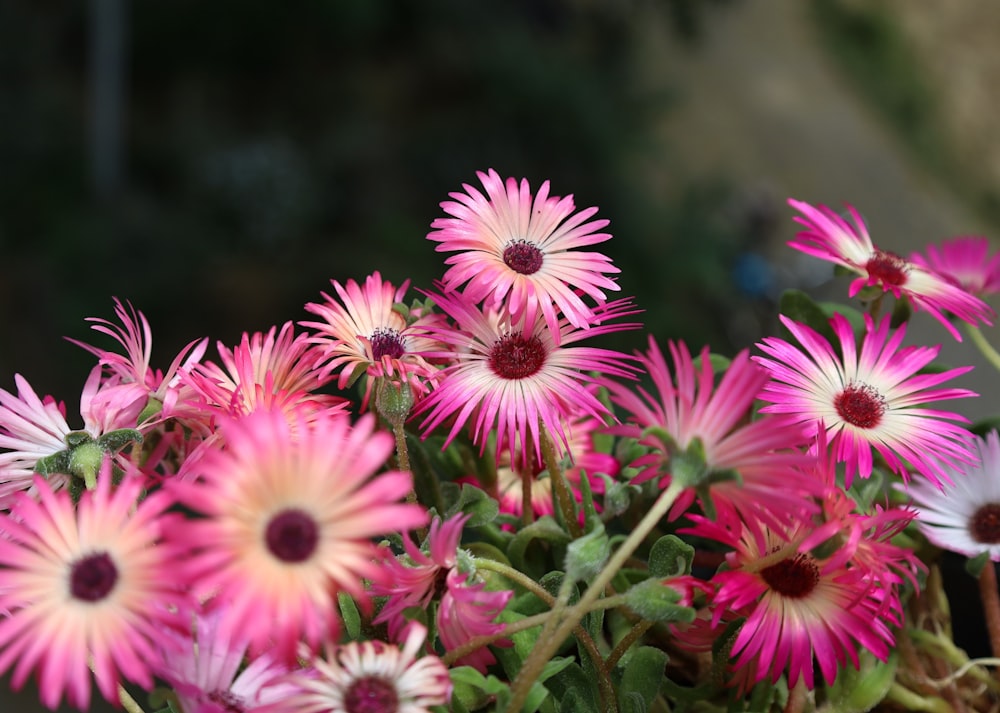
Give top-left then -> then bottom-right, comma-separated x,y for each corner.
169,408 -> 428,662
155,609 -> 296,713
259,623 -> 451,713
301,271 -> 443,408
754,312 -> 977,486
428,168 -> 621,339
787,198 -> 993,340
680,502 -> 909,690
0,463 -> 188,710
416,289 -> 638,467
607,336 -> 816,521
910,235 -> 1000,297
372,514 -> 512,673
906,430 -> 1000,560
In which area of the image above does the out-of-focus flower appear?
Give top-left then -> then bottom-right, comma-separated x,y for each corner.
910,235 -> 1000,297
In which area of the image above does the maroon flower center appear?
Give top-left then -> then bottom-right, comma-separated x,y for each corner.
503,240 -> 544,275
69,552 -> 119,602
865,249 -> 909,287
207,690 -> 247,713
369,327 -> 405,361
834,382 -> 887,429
343,676 -> 399,713
760,552 -> 820,599
970,503 -> 1000,544
489,333 -> 547,379
265,508 -> 319,563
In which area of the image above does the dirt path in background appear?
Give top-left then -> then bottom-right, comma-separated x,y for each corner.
636,0 -> 998,421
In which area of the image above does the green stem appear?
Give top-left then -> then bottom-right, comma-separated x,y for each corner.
391,421 -> 427,541
605,619 -> 653,670
118,685 -> 146,713
966,324 -> 1000,374
441,612 -> 551,666
884,682 -> 953,713
505,480 -> 685,712
539,424 -> 581,539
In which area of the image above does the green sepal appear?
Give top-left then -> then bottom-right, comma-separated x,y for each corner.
34,450 -> 74,477
564,522 -> 610,583
616,646 -> 669,713
337,592 -> 362,641
96,427 -> 143,453
648,534 -> 695,578
889,293 -> 912,329
600,474 -> 637,519
822,648 -> 897,713
966,551 -> 992,579
623,579 -> 694,623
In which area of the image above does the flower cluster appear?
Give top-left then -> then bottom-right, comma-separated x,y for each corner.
1,176 -> 1000,713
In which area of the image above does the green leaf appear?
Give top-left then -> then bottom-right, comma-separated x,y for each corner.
616,646 -> 668,713
507,516 -> 572,575
547,661 -> 602,713
450,666 -> 511,712
445,483 -> 500,528
778,289 -> 837,344
564,522 -> 610,583
338,592 -> 362,641
823,648 -> 897,713
966,551 -> 992,579
648,534 -> 695,578
623,579 -> 695,623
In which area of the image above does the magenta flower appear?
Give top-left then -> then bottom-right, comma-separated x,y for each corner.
0,465 -> 188,710
787,198 -> 993,340
301,271 -> 444,408
754,313 -> 977,486
169,408 -> 428,662
416,289 -> 638,467
428,168 -> 621,338
258,624 -> 452,713
680,502 -> 914,690
607,336 -> 817,521
372,514 -> 512,673
906,430 -> 1000,561
910,235 -> 1000,297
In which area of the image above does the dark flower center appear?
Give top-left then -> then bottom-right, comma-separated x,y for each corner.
970,503 -> 1000,544
834,382 -> 887,429
207,690 -> 247,713
503,240 -> 544,275
489,333 -> 547,379
370,327 -> 406,361
343,676 -> 399,713
69,552 -> 119,602
265,508 -> 320,563
760,552 -> 820,599
865,249 -> 909,287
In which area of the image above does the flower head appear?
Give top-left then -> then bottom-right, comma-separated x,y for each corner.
301,271 -> 443,409
787,198 -> 993,339
910,235 -> 1000,297
258,624 -> 451,713
416,289 -> 638,467
0,465 -> 188,710
906,430 -> 1000,561
428,168 -> 621,338
169,408 -> 428,662
754,312 -> 977,486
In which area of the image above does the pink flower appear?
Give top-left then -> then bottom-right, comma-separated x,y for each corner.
428,168 -> 621,338
910,235 -> 1000,297
416,289 -> 638,468
0,465 -> 188,710
607,336 -> 817,521
169,409 -> 428,662
258,624 -> 452,713
301,271 -> 444,409
754,313 -> 977,487
787,198 -> 993,340
372,514 -> 512,673
680,502 -> 911,690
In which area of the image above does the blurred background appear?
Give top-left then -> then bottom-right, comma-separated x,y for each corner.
4,0 -> 1000,710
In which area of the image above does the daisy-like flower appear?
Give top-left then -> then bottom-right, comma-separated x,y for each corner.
301,271 -> 443,409
0,463 -> 188,710
754,312 -> 977,487
906,430 -> 1000,560
787,198 -> 993,340
169,408 -> 427,662
0,368 -> 146,507
68,297 -> 208,424
372,514 -> 512,673
180,321 -> 346,426
416,289 -> 639,468
680,502 -> 911,690
154,608 -> 296,713
910,235 -> 1000,297
428,168 -> 621,338
258,624 -> 451,713
607,336 -> 817,522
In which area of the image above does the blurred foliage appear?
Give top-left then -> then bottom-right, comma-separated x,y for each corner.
0,0 -> 762,408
